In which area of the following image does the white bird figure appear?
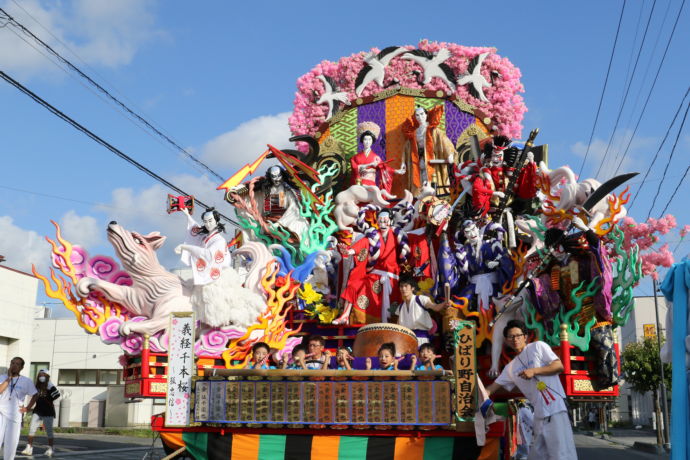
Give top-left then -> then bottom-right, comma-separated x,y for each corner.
457,52 -> 492,102
401,48 -> 456,92
317,74 -> 350,120
354,46 -> 407,96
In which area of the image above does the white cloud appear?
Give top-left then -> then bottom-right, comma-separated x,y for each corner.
201,112 -> 293,171
0,216 -> 52,273
58,210 -> 102,249
570,130 -> 657,180
0,0 -> 162,76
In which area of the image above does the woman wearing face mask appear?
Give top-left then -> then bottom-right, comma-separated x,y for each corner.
21,370 -> 59,457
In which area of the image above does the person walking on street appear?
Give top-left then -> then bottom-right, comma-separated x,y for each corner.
588,408 -> 597,430
0,357 -> 37,460
21,369 -> 60,457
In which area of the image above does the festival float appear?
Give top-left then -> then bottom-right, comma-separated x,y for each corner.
34,40 -> 659,459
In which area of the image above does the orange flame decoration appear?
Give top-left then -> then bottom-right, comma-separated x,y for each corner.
222,262 -> 301,368
593,186 -> 630,236
502,241 -> 529,295
451,297 -> 493,348
31,221 -> 127,334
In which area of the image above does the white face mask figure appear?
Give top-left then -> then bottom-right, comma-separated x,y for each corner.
362,134 -> 374,151
268,166 -> 283,187
490,150 -> 504,166
202,211 -> 218,233
38,376 -> 47,383
414,107 -> 427,125
463,221 -> 480,245
378,212 -> 391,232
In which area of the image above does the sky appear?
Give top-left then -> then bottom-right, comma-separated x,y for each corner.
1,0 -> 688,313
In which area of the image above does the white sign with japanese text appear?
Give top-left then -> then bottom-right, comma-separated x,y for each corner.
165,312 -> 195,427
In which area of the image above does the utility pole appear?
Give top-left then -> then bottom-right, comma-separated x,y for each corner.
653,278 -> 671,450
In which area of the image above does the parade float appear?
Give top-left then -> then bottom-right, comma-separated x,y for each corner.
33,40 -> 663,459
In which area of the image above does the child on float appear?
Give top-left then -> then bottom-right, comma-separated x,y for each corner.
366,342 -> 397,370
245,342 -> 275,369
281,344 -> 307,370
336,347 -> 354,370
304,335 -> 331,370
395,278 -> 448,345
414,343 -> 444,370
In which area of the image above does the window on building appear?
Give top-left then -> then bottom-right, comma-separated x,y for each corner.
57,369 -> 122,386
58,369 -> 78,385
29,362 -> 50,382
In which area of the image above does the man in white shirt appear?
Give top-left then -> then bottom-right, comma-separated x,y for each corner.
0,357 -> 37,459
395,279 -> 448,345
484,320 -> 577,460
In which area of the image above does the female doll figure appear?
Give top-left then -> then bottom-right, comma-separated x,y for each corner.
175,208 -> 264,329
350,122 -> 404,196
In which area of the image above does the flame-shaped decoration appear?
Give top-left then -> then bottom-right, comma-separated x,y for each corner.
222,262 -> 301,368
593,187 -> 630,236
32,221 -> 129,334
451,297 -> 494,348
502,241 -> 529,294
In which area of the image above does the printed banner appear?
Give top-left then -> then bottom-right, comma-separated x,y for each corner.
165,312 -> 195,427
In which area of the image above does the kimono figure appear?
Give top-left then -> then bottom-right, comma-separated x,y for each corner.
350,121 -> 404,196
334,230 -> 378,325
402,106 -> 456,195
175,208 -> 265,329
454,220 -> 515,311
529,217 -> 617,389
175,208 -> 231,327
336,200 -> 414,324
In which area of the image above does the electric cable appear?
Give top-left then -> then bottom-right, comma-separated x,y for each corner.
577,0 -> 627,178
594,0 -> 658,179
645,98 -> 690,220
0,6 -> 225,182
658,160 -> 690,217
0,70 -> 239,227
628,85 -> 690,211
612,0 -> 687,176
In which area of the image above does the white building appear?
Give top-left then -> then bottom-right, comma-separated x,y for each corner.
31,318 -> 162,427
0,265 -> 38,375
613,295 -> 668,426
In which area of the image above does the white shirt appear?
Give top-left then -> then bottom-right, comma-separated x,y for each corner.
395,295 -> 433,331
0,375 -> 37,421
494,341 -> 567,419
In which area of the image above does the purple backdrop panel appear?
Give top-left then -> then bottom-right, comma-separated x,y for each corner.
357,100 -> 387,160
445,100 -> 475,146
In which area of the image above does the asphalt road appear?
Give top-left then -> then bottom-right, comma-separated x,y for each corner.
575,433 -> 669,459
13,432 -> 165,459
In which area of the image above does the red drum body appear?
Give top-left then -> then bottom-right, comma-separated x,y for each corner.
353,323 -> 418,357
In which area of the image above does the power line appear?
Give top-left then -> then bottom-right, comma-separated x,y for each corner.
594,0 -> 658,179
0,6 -> 225,182
612,0 -> 687,176
0,70 -> 239,227
628,85 -> 690,211
646,98 -> 690,220
658,161 -> 690,217
616,0 -> 672,149
577,0 -> 627,178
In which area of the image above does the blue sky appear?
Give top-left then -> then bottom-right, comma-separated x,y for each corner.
1,0 -> 688,309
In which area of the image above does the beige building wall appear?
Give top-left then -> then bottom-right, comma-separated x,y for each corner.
0,265 -> 38,375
